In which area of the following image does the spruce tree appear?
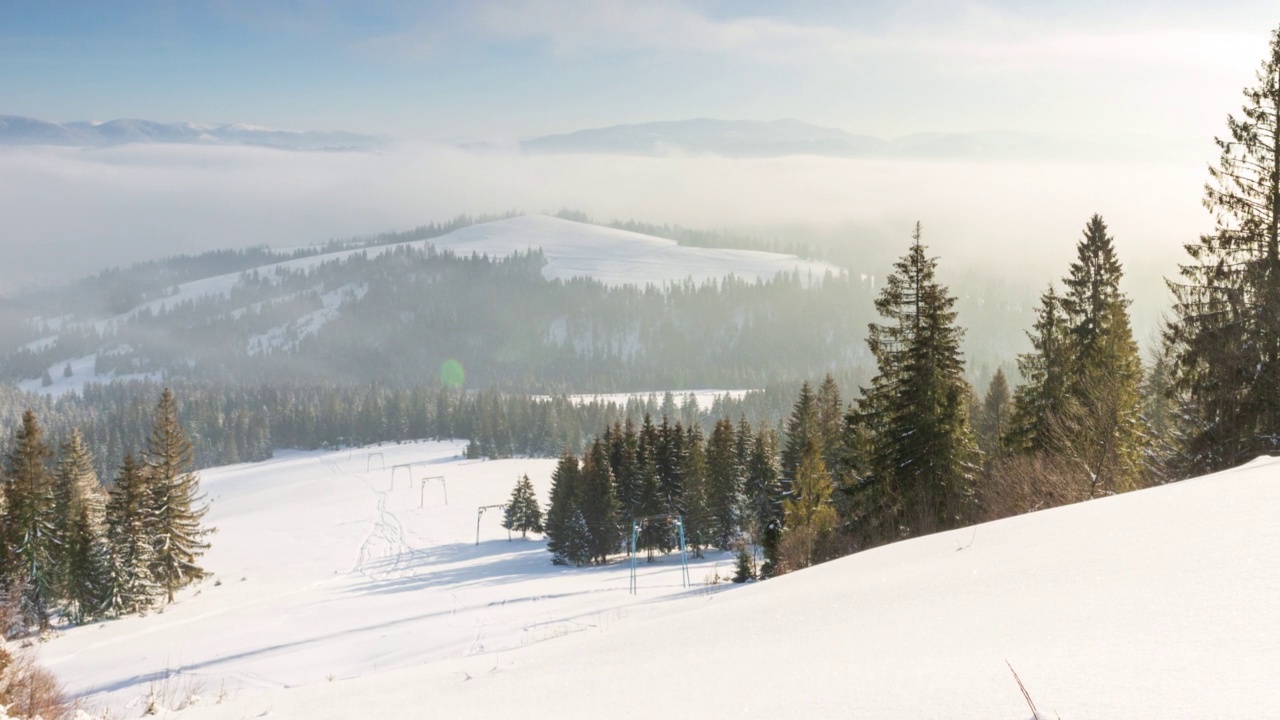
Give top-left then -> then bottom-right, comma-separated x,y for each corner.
1168,26 -> 1280,473
502,475 -> 544,539
705,418 -> 741,550
1057,214 -> 1145,493
105,454 -> 159,616
679,425 -> 711,558
578,441 -> 622,564
1005,286 -> 1070,454
53,430 -> 108,623
634,416 -> 665,561
781,381 -> 819,495
976,368 -> 1012,461
143,389 -> 212,603
2,411 -> 59,632
745,429 -> 783,577
544,452 -> 582,565
815,374 -> 844,472
779,439 -> 838,571
850,223 -> 978,541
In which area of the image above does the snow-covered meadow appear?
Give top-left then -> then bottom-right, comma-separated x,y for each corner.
39,441 -> 735,717
37,442 -> 1280,718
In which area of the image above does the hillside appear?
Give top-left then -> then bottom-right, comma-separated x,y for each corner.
3,215 -> 858,393
39,447 -> 1280,718
40,440 -> 736,716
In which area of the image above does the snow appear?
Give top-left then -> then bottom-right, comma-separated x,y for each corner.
40,441 -> 736,716
432,215 -> 840,287
43,450 -> 1280,718
16,353 -> 159,398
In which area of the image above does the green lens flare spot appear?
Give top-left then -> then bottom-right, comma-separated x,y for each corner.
440,359 -> 465,388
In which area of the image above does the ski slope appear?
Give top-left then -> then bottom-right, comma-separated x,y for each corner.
50,450 -> 1280,719
40,441 -> 736,716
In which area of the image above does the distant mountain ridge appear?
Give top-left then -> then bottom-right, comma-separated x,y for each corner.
521,118 -> 1132,160
0,115 -> 383,151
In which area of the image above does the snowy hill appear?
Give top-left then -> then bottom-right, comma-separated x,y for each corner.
46,451 -> 1280,719
11,215 -> 844,395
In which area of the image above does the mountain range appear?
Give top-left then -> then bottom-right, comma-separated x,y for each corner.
520,118 -> 1154,160
0,115 -> 383,151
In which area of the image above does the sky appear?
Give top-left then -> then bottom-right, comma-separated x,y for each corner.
0,1 -> 1276,304
2,0 -> 1275,141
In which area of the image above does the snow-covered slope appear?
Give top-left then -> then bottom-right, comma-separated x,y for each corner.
426,215 -> 839,287
39,441 -> 735,716
90,454 -> 1280,719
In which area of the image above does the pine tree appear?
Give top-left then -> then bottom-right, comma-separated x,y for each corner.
143,389 -> 212,603
1056,214 -> 1145,493
705,418 -> 741,550
653,419 -> 685,553
105,454 -> 159,616
1005,286 -> 1070,454
779,439 -> 838,572
562,509 -> 592,567
634,416 -> 665,561
544,452 -> 582,565
781,381 -> 819,495
502,475 -> 543,539
850,223 -> 978,541
62,505 -> 110,624
976,368 -> 1012,461
1141,347 -> 1180,482
815,374 -> 844,472
579,441 -> 622,564
744,429 -> 783,577
2,411 -> 59,632
1168,26 -> 1280,473
679,425 -> 711,558
53,430 -> 108,623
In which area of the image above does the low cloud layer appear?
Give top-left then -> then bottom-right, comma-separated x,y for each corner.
0,141 -> 1210,319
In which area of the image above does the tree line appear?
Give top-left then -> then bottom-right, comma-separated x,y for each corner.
0,388 -> 212,635
538,28 -> 1280,575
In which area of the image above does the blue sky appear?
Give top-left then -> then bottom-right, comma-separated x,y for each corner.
3,1 -> 1276,140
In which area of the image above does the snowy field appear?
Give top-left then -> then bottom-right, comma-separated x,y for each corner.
40,440 -> 736,717
42,448 -> 1280,719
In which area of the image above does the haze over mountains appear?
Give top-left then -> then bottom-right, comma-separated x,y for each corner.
0,114 -> 1185,162
0,115 -> 383,151
520,118 -> 1181,161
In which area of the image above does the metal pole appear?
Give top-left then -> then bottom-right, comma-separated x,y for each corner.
677,518 -> 690,588
476,507 -> 483,546
629,520 -> 639,595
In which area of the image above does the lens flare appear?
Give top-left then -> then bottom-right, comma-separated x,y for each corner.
440,359 -> 465,387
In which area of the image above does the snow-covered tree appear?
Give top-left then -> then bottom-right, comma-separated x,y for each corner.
105,454 -> 159,616
143,388 -> 212,603
502,475 -> 543,539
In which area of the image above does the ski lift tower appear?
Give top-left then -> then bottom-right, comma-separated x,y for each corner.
628,514 -> 691,594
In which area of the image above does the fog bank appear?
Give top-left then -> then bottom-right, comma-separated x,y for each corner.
0,142 -> 1209,307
